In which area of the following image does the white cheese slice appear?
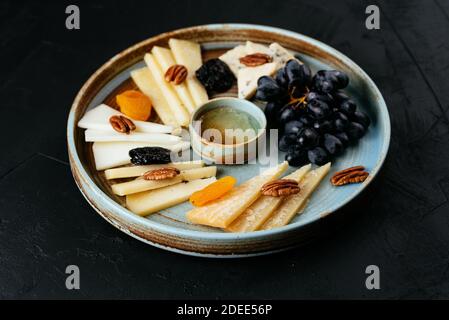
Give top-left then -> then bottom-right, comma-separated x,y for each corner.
104,160 -> 205,180
126,177 -> 217,216
111,166 -> 217,196
77,104 -> 176,134
237,62 -> 277,99
130,67 -> 179,127
144,53 -> 190,126
168,38 -> 209,108
92,141 -> 190,171
187,161 -> 289,228
85,129 -> 181,144
152,46 -> 196,113
260,163 -> 331,230
225,164 -> 311,232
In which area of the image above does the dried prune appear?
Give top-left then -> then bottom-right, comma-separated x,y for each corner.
129,147 -> 171,165
195,59 -> 235,93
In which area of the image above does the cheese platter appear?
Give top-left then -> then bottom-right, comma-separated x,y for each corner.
67,24 -> 390,257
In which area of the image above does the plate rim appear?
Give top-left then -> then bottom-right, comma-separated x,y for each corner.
67,23 -> 390,244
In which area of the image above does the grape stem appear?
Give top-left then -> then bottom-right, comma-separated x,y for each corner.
287,86 -> 309,110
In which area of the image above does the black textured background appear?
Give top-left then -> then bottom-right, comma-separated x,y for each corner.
1,0 -> 449,299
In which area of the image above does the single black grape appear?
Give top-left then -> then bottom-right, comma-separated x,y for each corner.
334,132 -> 350,147
279,107 -> 299,125
264,101 -> 283,125
278,134 -> 297,152
333,112 -> 349,132
332,90 -> 350,102
298,128 -> 320,148
339,99 -> 356,116
284,120 -> 305,135
346,122 -> 366,141
255,76 -> 285,101
325,70 -> 349,89
285,147 -> 309,167
307,98 -> 331,120
285,59 -> 312,88
275,67 -> 289,88
308,147 -> 330,165
195,59 -> 235,93
352,110 -> 371,128
323,134 -> 343,155
129,147 -> 171,165
299,115 -> 314,127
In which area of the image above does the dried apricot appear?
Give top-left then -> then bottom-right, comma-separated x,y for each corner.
116,90 -> 152,121
189,176 -> 237,207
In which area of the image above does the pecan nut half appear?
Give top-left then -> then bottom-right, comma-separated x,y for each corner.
331,166 -> 369,186
261,179 -> 300,197
109,115 -> 136,134
143,167 -> 180,180
239,53 -> 273,67
165,64 -> 188,85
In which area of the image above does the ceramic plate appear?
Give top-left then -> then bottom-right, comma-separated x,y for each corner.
67,24 -> 390,257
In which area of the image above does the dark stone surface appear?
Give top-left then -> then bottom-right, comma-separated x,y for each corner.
1,0 -> 449,299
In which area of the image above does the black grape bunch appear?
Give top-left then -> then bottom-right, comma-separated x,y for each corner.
255,59 -> 371,166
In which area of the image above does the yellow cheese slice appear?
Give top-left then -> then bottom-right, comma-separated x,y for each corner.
187,161 -> 289,228
144,53 -> 190,126
130,67 -> 178,127
225,164 -> 311,233
260,163 -> 331,230
152,46 -> 196,113
111,166 -> 217,196
168,38 -> 209,108
104,161 -> 205,180
126,177 -> 216,216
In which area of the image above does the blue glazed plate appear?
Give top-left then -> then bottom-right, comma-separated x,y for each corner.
67,24 -> 390,257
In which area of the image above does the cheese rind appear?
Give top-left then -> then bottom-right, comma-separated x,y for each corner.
131,67 -> 179,127
126,177 -> 216,216
187,161 -> 289,228
260,163 -> 331,230
226,164 -> 311,232
92,141 -> 190,171
152,46 -> 196,113
168,38 -> 209,107
237,62 -> 277,99
144,53 -> 190,126
104,161 -> 205,180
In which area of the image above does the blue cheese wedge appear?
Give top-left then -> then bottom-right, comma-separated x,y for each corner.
237,62 -> 277,99
218,44 -> 247,76
269,42 -> 299,68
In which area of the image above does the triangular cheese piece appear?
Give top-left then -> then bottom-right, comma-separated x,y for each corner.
187,161 -> 289,228
269,42 -> 299,68
226,164 -> 311,232
237,62 -> 277,99
168,38 -> 209,108
260,163 -> 331,230
152,46 -> 196,113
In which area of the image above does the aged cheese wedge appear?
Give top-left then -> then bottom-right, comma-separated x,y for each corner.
260,163 -> 331,230
126,177 -> 217,216
85,129 -> 181,144
237,62 -> 277,99
130,67 -> 179,127
187,161 -> 289,228
92,141 -> 190,170
144,53 -> 190,126
104,160 -> 205,180
168,38 -> 209,108
77,104 -> 175,134
152,46 -> 196,113
111,166 -> 217,196
225,164 -> 311,233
